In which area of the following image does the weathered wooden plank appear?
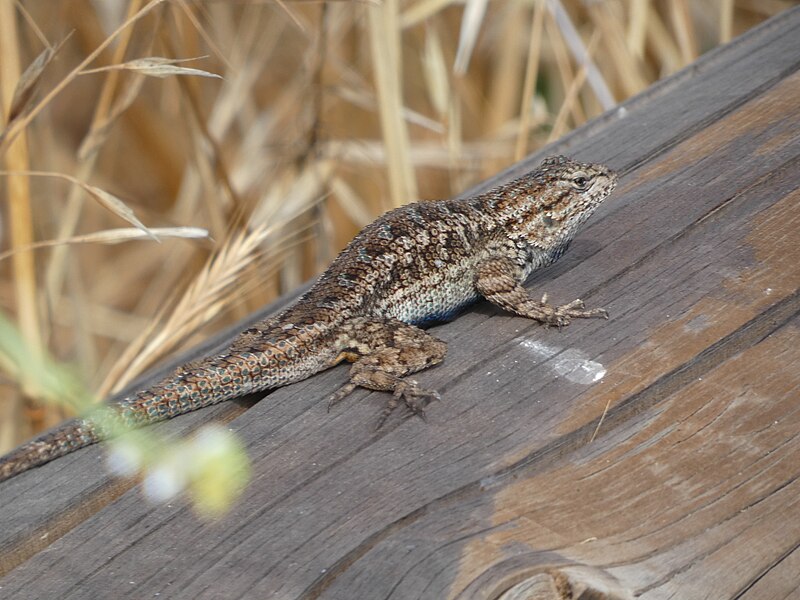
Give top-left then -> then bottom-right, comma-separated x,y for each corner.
1,7 -> 799,599
362,314 -> 800,600
737,544 -> 800,600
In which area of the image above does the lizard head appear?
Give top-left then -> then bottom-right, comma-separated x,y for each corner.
535,155 -> 617,231
496,155 -> 618,251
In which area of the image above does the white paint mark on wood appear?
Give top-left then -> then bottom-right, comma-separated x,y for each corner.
518,339 -> 606,384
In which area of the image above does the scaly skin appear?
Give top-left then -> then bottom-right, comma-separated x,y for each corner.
0,155 -> 617,482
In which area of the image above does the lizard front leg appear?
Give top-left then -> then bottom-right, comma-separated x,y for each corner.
475,256 -> 608,326
326,317 -> 447,429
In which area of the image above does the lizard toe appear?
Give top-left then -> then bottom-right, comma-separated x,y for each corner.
327,382 -> 357,411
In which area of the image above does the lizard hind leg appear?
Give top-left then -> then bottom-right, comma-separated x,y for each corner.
326,317 -> 447,429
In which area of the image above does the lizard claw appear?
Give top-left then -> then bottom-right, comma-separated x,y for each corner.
538,297 -> 608,327
375,380 -> 441,430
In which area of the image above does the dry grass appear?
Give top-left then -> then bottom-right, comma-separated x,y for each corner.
0,0 -> 793,451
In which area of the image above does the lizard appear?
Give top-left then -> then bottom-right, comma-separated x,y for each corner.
0,155 -> 617,482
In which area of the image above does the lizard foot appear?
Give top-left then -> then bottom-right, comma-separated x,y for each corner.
375,379 -> 441,430
538,294 -> 608,327
326,378 -> 440,430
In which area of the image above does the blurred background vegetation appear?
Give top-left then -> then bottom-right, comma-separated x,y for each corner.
0,0 -> 795,452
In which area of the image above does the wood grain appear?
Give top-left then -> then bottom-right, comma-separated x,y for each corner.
1,7 -> 799,599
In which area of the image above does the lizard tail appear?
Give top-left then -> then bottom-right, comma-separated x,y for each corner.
0,418 -> 99,483
0,325 -> 328,483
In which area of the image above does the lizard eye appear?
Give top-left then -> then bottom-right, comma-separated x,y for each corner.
571,174 -> 590,190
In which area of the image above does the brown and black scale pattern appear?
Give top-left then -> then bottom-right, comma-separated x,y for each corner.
0,156 -> 617,482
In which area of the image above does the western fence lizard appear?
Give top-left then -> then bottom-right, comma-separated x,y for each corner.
0,155 -> 617,482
